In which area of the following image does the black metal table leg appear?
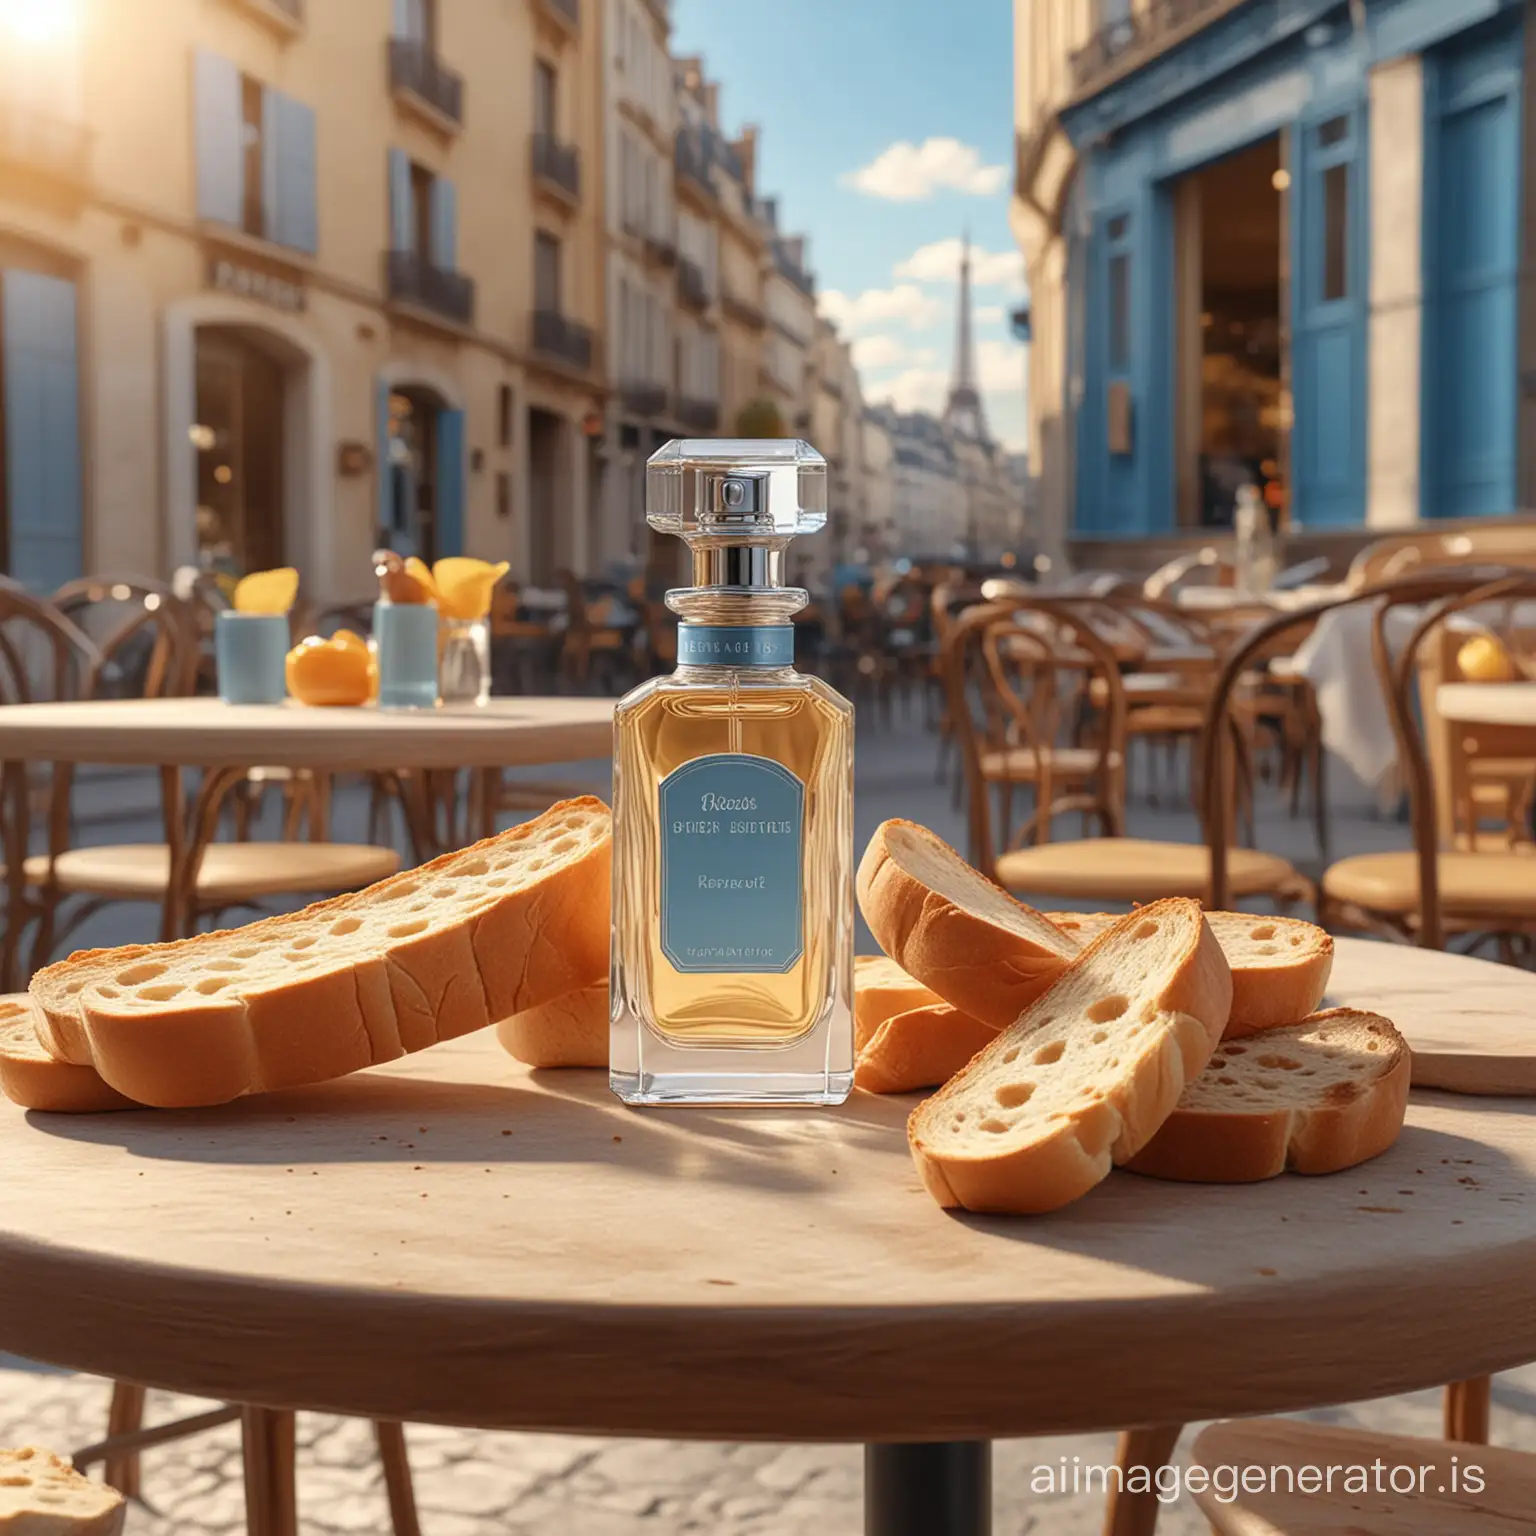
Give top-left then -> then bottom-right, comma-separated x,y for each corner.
865,1441 -> 991,1536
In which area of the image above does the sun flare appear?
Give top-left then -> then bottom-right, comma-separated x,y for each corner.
0,0 -> 81,46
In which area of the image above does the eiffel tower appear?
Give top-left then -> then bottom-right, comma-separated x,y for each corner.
942,231 -> 990,444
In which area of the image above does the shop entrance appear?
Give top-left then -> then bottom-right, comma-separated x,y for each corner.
1173,135 -> 1286,529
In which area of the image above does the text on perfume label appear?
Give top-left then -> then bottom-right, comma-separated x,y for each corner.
672,819 -> 793,836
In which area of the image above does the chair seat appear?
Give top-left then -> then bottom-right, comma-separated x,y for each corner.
979,746 -> 1111,781
25,842 -> 399,902
1191,1417 -> 1536,1534
1323,849 -> 1536,918
995,836 -> 1300,904
1123,703 -> 1206,733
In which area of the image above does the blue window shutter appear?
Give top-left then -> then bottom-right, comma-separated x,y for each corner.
3,272 -> 83,590
434,409 -> 465,558
429,177 -> 457,270
262,90 -> 318,255
377,379 -> 395,539
194,50 -> 244,226
388,148 -> 412,253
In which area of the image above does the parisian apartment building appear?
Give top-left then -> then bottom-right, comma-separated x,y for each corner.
1015,0 -> 1535,569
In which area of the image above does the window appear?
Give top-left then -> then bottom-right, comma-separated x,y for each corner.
535,230 -> 561,311
1108,253 -> 1130,371
496,471 -> 512,520
534,60 -> 557,136
239,75 -> 264,239
410,161 -> 434,259
389,150 -> 457,269
396,0 -> 436,46
1322,162 -> 1349,301
497,384 -> 513,447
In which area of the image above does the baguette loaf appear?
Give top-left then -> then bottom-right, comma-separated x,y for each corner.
1126,1008 -> 1409,1182
29,799 -> 611,1108
855,1001 -> 997,1095
857,820 -> 1077,1029
908,899 -> 1232,1213
495,981 -> 608,1068
0,1447 -> 125,1534
0,996 -> 137,1114
854,955 -> 941,1051
1052,911 -> 1331,1035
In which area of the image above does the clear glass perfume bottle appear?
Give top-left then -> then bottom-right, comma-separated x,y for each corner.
610,439 -> 854,1106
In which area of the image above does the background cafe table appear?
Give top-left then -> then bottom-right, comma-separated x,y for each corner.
2,940 -> 1536,1535
1438,681 -> 1536,729
0,696 -> 614,940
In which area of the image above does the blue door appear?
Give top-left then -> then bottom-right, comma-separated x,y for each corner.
1423,22 -> 1522,520
3,271 -> 83,589
1291,109 -> 1367,528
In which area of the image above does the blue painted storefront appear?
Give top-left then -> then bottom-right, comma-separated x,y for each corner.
1060,0 -> 1525,537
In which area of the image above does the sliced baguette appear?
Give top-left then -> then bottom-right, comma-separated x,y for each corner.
854,955 -> 941,1051
1052,911 -> 1331,1035
1126,1009 -> 1409,1182
31,799 -> 612,1108
0,1446 -> 125,1534
496,980 -> 608,1068
857,820 -> 1078,1029
908,898 -> 1232,1213
855,1001 -> 998,1095
0,996 -> 138,1114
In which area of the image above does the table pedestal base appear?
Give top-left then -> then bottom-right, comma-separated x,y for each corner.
865,1441 -> 990,1535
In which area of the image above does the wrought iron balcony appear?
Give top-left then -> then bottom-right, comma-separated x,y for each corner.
388,36 -> 464,130
532,133 -> 580,204
533,309 -> 594,371
619,382 -> 668,418
0,100 -> 92,188
674,134 -> 715,202
677,397 -> 720,433
537,0 -> 579,32
386,250 -> 475,325
721,288 -> 765,330
677,256 -> 709,311
644,230 -> 677,266
1068,0 -> 1233,98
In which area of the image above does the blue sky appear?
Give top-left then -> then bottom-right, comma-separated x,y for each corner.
670,0 -> 1028,449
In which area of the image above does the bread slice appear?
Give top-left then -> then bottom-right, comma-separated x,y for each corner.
854,955 -> 941,1051
0,1446 -> 125,1534
1052,911 -> 1331,1035
908,899 -> 1232,1213
30,799 -> 611,1108
857,820 -> 1078,1029
1126,1009 -> 1409,1183
496,981 -> 608,1068
855,1001 -> 997,1095
0,995 -> 138,1114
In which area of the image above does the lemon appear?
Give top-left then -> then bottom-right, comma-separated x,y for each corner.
1457,635 -> 1517,683
233,567 -> 299,615
433,558 -> 510,620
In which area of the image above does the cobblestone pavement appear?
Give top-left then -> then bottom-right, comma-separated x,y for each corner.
5,716 -> 1527,1532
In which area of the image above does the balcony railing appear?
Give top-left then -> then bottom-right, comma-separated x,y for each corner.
537,0 -> 579,31
675,135 -> 715,202
533,308 -> 594,371
677,256 -> 709,311
532,133 -> 580,203
1068,0 -> 1232,97
644,230 -> 677,266
0,100 -> 92,188
677,397 -> 720,433
385,250 -> 475,325
619,382 -> 668,418
721,287 -> 765,330
388,36 -> 464,129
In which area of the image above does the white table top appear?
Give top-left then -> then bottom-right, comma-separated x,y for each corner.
0,697 -> 614,771
1437,682 -> 1536,728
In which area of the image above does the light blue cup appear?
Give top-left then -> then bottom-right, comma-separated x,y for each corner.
215,611 -> 289,705
374,600 -> 440,709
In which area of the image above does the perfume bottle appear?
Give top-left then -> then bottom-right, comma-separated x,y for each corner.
610,439 -> 854,1106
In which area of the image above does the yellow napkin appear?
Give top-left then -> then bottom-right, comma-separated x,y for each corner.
233,567 -> 299,615
433,558 -> 510,620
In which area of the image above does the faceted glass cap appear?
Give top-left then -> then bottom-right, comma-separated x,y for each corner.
646,439 -> 827,539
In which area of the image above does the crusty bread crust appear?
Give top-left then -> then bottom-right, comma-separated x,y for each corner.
857,820 -> 1077,1030
31,800 -> 612,1108
908,900 -> 1232,1214
854,955 -> 941,1051
0,1447 -> 125,1534
0,996 -> 139,1114
496,981 -> 609,1068
1126,1008 -> 1409,1183
855,1001 -> 997,1094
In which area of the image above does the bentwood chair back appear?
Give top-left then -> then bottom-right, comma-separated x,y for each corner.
51,578 -> 201,699
1348,518 -> 1536,590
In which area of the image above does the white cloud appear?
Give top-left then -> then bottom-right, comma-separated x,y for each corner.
977,338 -> 1024,392
843,137 -> 1007,201
895,238 -> 1025,289
872,368 -> 950,414
850,334 -> 911,370
818,283 -> 943,333
975,304 -> 1005,325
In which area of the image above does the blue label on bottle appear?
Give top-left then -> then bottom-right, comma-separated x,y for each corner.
676,625 -> 794,667
658,753 -> 805,974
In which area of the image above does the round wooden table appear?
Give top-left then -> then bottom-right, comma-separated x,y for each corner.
0,697 -> 613,961
1,940 -> 1534,1535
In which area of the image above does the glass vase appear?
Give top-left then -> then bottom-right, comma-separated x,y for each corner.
440,616 -> 491,706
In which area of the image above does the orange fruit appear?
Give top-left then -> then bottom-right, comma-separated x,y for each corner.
285,632 -> 375,706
